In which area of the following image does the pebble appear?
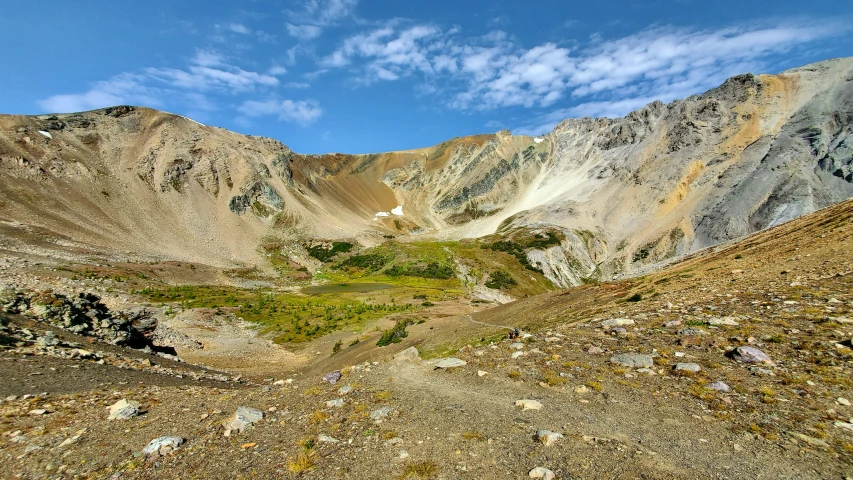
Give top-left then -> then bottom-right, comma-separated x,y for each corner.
509,342 -> 525,350
511,351 -> 525,359
707,317 -> 739,326
536,430 -> 564,446
318,434 -> 340,444
610,353 -> 653,368
326,398 -> 344,408
636,368 -> 656,375
477,370 -> 488,377
587,346 -> 604,355
515,399 -> 543,411
370,406 -> 393,421
574,385 -> 589,394
838,398 -> 851,406
337,385 -> 353,395
529,467 -> 556,480
664,320 -> 682,328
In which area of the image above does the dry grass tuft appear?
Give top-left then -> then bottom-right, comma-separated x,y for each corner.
399,460 -> 438,479
287,449 -> 317,473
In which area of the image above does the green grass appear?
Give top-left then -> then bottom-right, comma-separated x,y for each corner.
140,285 -> 413,344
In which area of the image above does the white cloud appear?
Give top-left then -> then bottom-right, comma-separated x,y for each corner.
144,51 -> 279,93
38,73 -> 162,113
268,65 -> 288,76
229,23 -> 251,35
287,23 -> 323,40
238,99 -> 323,125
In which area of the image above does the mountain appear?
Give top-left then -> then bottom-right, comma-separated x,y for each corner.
1,58 -> 851,286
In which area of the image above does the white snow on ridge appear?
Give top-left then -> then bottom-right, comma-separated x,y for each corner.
38,130 -> 52,139
391,205 -> 403,216
375,211 -> 390,217
534,137 -> 543,143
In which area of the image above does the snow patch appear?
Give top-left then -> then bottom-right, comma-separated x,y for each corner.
37,130 -> 52,139
375,211 -> 390,217
534,137 -> 543,143
391,205 -> 404,216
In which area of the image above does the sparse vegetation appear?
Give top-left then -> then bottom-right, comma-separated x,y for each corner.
376,320 -> 414,346
485,269 -> 517,289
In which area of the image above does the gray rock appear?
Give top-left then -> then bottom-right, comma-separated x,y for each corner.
326,398 -> 344,408
318,434 -> 340,444
529,467 -> 556,479
602,318 -> 634,328
674,363 -> 701,373
434,357 -> 467,369
107,399 -> 141,420
394,346 -> 421,364
707,317 -> 739,326
370,406 -> 393,421
142,436 -> 183,455
536,430 -> 564,446
664,320 -> 682,328
610,353 -> 654,368
223,406 -> 264,436
677,327 -> 708,336
707,381 -> 731,392
322,371 -> 342,384
731,346 -> 772,364
587,346 -> 604,355
337,385 -> 352,395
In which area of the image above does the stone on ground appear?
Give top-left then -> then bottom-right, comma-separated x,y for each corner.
107,399 -> 141,420
516,399 -> 543,411
708,317 -> 739,326
602,318 -> 634,328
370,406 -> 393,421
610,353 -> 653,368
142,436 -> 184,456
326,398 -> 344,408
322,371 -> 342,384
731,346 -> 772,364
223,406 -> 264,436
529,466 -> 556,479
536,430 -> 564,446
707,381 -> 731,392
394,346 -> 421,364
434,357 -> 467,369
674,363 -> 701,373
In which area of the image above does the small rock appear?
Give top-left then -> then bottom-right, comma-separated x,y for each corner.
574,385 -> 589,394
536,430 -> 564,446
273,380 -> 286,386
838,398 -> 851,406
370,406 -> 393,421
790,432 -> 829,449
28,409 -> 48,416
240,442 -> 257,449
833,421 -> 853,431
587,346 -> 604,355
142,436 -> 183,456
511,351 -> 525,359
326,398 -> 344,408
707,381 -> 730,392
731,346 -> 771,364
394,346 -> 421,364
477,370 -> 488,377
108,399 -> 141,420
337,385 -> 352,395
664,320 -> 682,328
322,371 -> 342,384
674,363 -> 701,373
707,317 -> 739,326
223,406 -> 264,436
318,434 -> 340,444
610,353 -> 653,368
398,450 -> 410,459
509,342 -> 525,350
434,358 -> 467,369
602,318 -> 634,328
515,399 -> 543,411
636,368 -> 656,376
529,467 -> 556,480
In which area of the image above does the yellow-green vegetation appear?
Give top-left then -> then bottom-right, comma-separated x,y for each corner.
140,285 -> 414,344
287,448 -> 317,473
399,460 -> 438,479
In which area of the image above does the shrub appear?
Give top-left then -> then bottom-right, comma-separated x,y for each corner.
485,270 -> 517,289
376,320 -> 414,347
306,241 -> 353,262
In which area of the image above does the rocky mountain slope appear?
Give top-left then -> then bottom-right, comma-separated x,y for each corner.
2,58 -> 852,287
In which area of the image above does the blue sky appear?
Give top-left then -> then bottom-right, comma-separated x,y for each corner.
2,1 -> 851,154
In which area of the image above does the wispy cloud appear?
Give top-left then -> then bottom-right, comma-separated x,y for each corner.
320,19 -> 845,133
37,49 -> 290,118
285,0 -> 359,40
238,99 -> 323,125
229,22 -> 251,35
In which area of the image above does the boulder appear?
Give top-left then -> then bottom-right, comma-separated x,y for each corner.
529,467 -> 556,479
602,318 -> 634,328
536,430 -> 564,446
223,406 -> 264,436
142,436 -> 183,456
516,399 -> 543,411
674,363 -> 701,373
322,371 -> 342,384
